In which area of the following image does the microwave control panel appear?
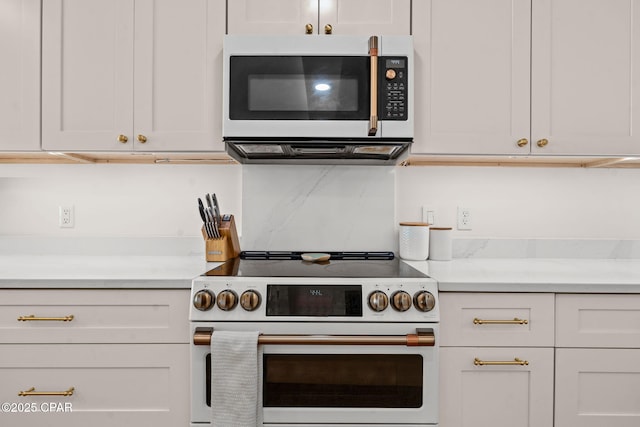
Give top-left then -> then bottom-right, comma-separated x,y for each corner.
379,57 -> 408,121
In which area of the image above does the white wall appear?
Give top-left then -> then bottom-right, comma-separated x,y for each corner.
2,163 -> 640,250
0,164 -> 242,238
396,165 -> 640,239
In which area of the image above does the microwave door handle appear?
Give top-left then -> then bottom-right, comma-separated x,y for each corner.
368,35 -> 379,136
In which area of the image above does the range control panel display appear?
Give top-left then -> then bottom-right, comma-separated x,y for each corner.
266,285 -> 363,317
379,56 -> 408,121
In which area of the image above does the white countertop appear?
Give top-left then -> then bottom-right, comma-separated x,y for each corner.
405,258 -> 640,293
2,254 -> 640,292
0,255 -> 214,288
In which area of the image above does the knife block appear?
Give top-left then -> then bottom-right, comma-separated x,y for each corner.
202,214 -> 240,262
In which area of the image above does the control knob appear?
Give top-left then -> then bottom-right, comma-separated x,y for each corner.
368,291 -> 389,312
216,290 -> 238,311
240,290 -> 261,311
193,290 -> 215,311
413,290 -> 436,312
391,291 -> 412,312
385,69 -> 397,80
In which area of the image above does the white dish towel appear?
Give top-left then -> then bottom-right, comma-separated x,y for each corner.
211,330 -> 263,427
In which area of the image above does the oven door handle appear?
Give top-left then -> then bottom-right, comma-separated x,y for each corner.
193,327 -> 435,347
368,35 -> 379,136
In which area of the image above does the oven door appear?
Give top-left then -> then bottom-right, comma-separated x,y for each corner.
191,322 -> 438,426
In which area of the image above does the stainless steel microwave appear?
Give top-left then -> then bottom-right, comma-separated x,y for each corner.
222,35 -> 414,165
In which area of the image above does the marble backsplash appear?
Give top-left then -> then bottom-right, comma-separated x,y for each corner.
241,165 -> 396,252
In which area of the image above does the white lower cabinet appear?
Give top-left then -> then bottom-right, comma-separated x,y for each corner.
440,292 -> 640,425
440,347 -> 554,427
555,294 -> 640,427
555,348 -> 640,427
0,344 -> 189,427
0,289 -> 190,427
438,292 -> 555,427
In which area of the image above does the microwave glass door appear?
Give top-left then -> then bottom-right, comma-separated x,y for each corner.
229,56 -> 369,120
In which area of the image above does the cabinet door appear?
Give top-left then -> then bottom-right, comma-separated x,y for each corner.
412,0 -> 531,155
320,0 -> 411,35
532,0 -> 640,155
228,0 -> 318,35
134,0 -> 225,151
556,348 -> 640,427
42,0 -> 134,151
440,347 -> 554,427
0,344 -> 189,427
0,0 -> 40,151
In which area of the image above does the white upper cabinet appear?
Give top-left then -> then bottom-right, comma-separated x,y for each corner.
42,0 -> 225,152
228,0 -> 410,35
412,0 -> 532,155
228,0 -> 318,35
414,0 -> 640,156
0,0 -> 40,151
531,0 -> 640,155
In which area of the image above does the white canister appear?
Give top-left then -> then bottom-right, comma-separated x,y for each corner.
398,222 -> 430,260
429,227 -> 453,261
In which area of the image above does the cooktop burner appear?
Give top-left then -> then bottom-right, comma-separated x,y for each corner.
203,251 -> 429,279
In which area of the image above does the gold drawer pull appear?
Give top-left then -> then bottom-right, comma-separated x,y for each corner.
18,387 -> 75,397
474,358 -> 529,366
18,315 -> 74,322
473,317 -> 528,325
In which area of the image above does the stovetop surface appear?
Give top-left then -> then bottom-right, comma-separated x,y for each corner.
203,251 -> 429,279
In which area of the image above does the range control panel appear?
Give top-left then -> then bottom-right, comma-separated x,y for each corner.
190,276 -> 438,323
379,57 -> 408,121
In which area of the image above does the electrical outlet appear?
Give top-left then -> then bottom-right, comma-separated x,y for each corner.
59,206 -> 74,228
457,206 -> 472,230
422,206 -> 435,225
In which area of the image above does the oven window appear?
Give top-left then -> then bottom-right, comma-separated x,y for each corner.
229,56 -> 369,120
263,354 -> 423,408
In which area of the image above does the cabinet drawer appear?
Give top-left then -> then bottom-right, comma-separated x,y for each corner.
0,344 -> 188,427
556,348 -> 640,427
0,289 -> 189,343
440,293 -> 555,347
440,346 -> 554,427
556,294 -> 640,348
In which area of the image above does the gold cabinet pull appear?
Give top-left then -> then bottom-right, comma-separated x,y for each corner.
18,387 -> 75,397
305,23 -> 313,34
474,357 -> 529,366
368,36 -> 379,136
117,134 -> 128,143
516,138 -> 528,147
18,315 -> 74,322
537,138 -> 549,147
473,317 -> 528,325
137,134 -> 147,143
324,24 -> 333,34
